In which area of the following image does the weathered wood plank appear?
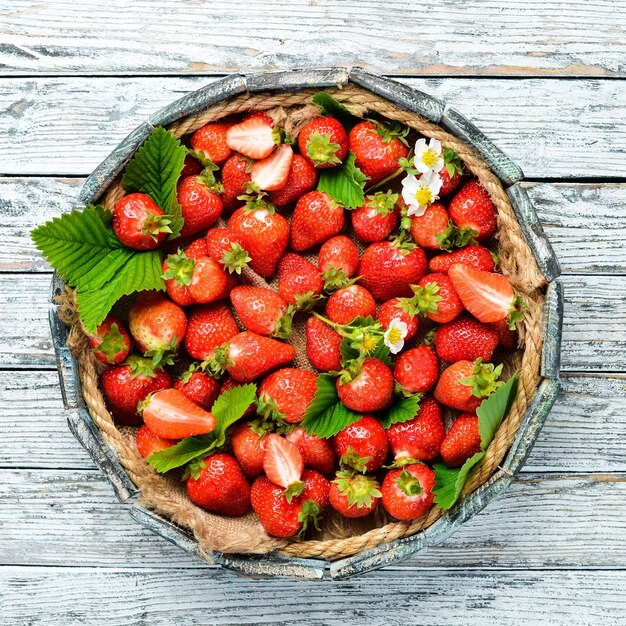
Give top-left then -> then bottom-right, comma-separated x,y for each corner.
1,77 -> 625,177
0,0 -> 624,77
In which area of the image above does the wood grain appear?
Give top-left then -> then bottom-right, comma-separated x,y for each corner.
1,1 -> 624,77
1,77 -> 625,177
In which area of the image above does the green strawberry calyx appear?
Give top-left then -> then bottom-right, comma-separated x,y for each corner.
459,358 -> 504,399
284,480 -> 305,504
162,249 -> 195,287
95,322 -> 128,364
443,147 -> 463,179
141,212 -> 172,242
220,243 -> 251,275
366,191 -> 399,216
298,499 -> 323,535
144,335 -> 179,370
293,290 -> 326,313
334,470 -> 382,509
396,469 -> 423,497
339,445 -> 370,474
507,296 -> 526,330
398,282 -> 442,317
255,395 -> 294,435
126,355 -> 159,380
306,130 -> 342,166
238,183 -> 277,214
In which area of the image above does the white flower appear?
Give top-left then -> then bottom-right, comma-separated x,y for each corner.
383,318 -> 408,355
401,170 -> 443,217
414,138 -> 444,175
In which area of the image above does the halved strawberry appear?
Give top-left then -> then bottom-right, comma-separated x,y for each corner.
262,434 -> 305,499
226,116 -> 277,159
251,144 -> 294,191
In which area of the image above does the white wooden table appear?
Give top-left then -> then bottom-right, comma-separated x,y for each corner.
1,2 -> 625,623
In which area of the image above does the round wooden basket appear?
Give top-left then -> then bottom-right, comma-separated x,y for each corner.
50,68 -> 563,580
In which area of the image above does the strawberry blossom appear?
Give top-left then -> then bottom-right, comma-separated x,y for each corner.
401,170 -> 442,217
383,318 -> 409,354
414,138 -> 444,175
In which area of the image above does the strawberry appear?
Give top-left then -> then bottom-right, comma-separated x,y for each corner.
258,368 -> 318,424
348,120 -> 409,185
440,414 -> 481,468
318,235 -> 360,291
393,345 -> 439,394
337,358 -> 394,413
225,332 -> 296,383
186,453 -> 250,516
448,263 -> 523,325
377,298 -> 418,341
188,256 -> 235,304
386,396 -> 445,461
305,316 -> 343,372
180,154 -> 202,178
185,237 -> 209,259
438,147 -> 463,196
140,388 -> 216,438
86,315 -> 132,365
429,245 -> 496,274
173,368 -> 220,411
231,421 -> 267,478
435,315 -> 499,363
250,144 -> 294,191
129,291 -> 187,360
135,424 -> 176,459
409,202 -> 454,250
489,318 -> 519,350
277,253 -> 324,310
221,154 -> 253,213
448,179 -> 497,242
269,154 -> 318,207
290,191 -> 345,252
434,358 -> 502,413
329,471 -> 381,518
113,192 -> 170,251
351,191 -> 400,243
286,427 -> 336,476
333,415 -> 388,472
220,378 -> 257,419
408,273 -> 463,324
325,284 -> 376,325
205,228 -> 250,275
101,356 -> 171,425
184,303 -> 239,361
225,115 -> 277,159
191,121 -> 233,165
262,433 -> 304,493
162,250 -> 196,306
298,116 -> 348,168
358,240 -> 427,302
177,175 -> 223,239
381,463 -> 435,521
230,285 -> 293,338
228,206 -> 289,277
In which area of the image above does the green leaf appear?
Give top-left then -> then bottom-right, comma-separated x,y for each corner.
147,435 -> 217,474
380,394 -> 423,429
311,92 -> 361,131
210,383 -> 258,447
317,151 -> 368,209
122,127 -> 187,238
432,452 -> 485,510
302,374 -> 361,439
477,372 -> 519,451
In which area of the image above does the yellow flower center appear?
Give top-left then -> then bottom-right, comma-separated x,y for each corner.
387,327 -> 403,344
360,334 -> 377,353
415,187 -> 434,206
421,149 -> 439,168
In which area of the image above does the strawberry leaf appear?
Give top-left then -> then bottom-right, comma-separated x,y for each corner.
477,372 -> 519,451
147,434 -> 216,474
122,127 -> 187,238
210,383 -> 258,447
380,394 -> 423,429
311,92 -> 361,131
302,374 -> 361,439
317,151 -> 368,209
432,452 -> 485,510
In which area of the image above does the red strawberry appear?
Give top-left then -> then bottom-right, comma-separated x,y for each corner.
381,463 -> 435,521
318,235 -> 360,291
412,273 -> 463,324
409,202 -> 452,250
251,144 -> 294,191
448,263 -> 522,325
333,415 -> 388,473
113,193 -> 170,250
186,453 -> 250,516
173,369 -> 220,411
329,471 -> 381,518
305,316 -> 342,372
298,116 -> 348,168
86,315 -> 132,365
205,228 -> 250,275
231,421 -> 267,478
351,191 -> 400,243
184,303 -> 239,361
429,244 -> 496,274
220,378 -> 257,419
387,396 -> 445,461
358,240 -> 427,302
221,154 -> 253,213
177,175 -> 223,239
188,256 -> 234,304
186,237 -> 209,259
434,359 -> 502,413
348,120 -> 409,185
440,414 -> 481,468
228,206 -> 289,277
135,424 -> 176,459
180,154 -> 202,178
191,121 -> 233,165
448,179 -> 497,242
377,298 -> 418,341
393,345 -> 439,394
162,250 -> 196,306
140,388 -> 216,438
225,332 -> 296,383
290,191 -> 345,252
269,154 -> 318,207
244,111 -> 274,125
277,253 -> 324,310
225,115 -> 277,160
230,286 -> 292,338
262,434 -> 304,492
435,315 -> 499,363
101,356 -> 171,425
489,318 -> 519,350
439,148 -> 463,196
286,427 -> 336,476
337,358 -> 394,413
258,368 -> 317,424
326,284 -> 376,325
129,291 -> 187,357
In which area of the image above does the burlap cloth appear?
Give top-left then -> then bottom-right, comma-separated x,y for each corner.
57,84 -> 545,561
